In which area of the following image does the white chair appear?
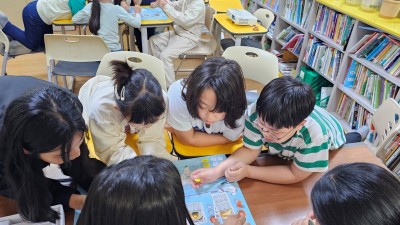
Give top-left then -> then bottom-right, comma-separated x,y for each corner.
44,34 -> 110,89
175,6 -> 217,74
96,51 -> 167,91
370,98 -> 400,161
0,29 -> 40,76
222,46 -> 278,104
221,8 -> 275,50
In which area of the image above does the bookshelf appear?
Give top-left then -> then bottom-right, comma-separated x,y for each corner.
241,0 -> 400,171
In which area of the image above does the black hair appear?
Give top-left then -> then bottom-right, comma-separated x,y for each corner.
256,76 -> 315,129
311,163 -> 400,225
0,86 -> 89,222
77,156 -> 195,225
112,60 -> 166,124
182,57 -> 247,128
89,0 -> 101,35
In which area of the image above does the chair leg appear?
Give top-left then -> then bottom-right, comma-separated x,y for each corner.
175,54 -> 188,75
1,51 -> 8,76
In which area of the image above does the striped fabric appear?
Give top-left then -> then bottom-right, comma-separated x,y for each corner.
243,103 -> 346,172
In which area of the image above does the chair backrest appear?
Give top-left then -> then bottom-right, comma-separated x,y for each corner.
222,46 -> 278,85
96,51 -> 167,91
44,34 -> 110,66
253,8 -> 275,31
371,98 -> 400,160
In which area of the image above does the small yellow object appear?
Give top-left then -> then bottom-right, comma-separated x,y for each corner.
194,178 -> 201,183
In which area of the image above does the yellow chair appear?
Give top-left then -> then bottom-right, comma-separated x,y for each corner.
86,130 -> 174,159
171,133 -> 243,158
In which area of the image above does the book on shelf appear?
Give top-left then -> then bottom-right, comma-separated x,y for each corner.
281,33 -> 304,50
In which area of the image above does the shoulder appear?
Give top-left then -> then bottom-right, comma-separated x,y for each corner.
167,79 -> 185,99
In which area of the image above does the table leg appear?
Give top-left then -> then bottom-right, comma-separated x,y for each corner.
214,22 -> 221,56
61,26 -> 66,35
141,27 -> 149,54
234,37 -> 241,46
129,26 -> 135,51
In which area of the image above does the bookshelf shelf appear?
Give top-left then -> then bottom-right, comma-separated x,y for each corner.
244,0 -> 400,167
338,84 -> 377,114
309,31 -> 345,52
348,54 -> 400,86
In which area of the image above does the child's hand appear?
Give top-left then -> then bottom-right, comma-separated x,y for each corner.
69,194 -> 86,210
225,162 -> 249,182
165,123 -> 175,133
133,0 -> 142,5
190,168 -> 220,188
214,214 -> 247,225
133,5 -> 141,14
150,1 -> 158,8
158,0 -> 170,8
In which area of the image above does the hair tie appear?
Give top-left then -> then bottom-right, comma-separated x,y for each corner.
114,86 -> 126,101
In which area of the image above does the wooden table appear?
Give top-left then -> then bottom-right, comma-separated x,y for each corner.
0,144 -> 384,225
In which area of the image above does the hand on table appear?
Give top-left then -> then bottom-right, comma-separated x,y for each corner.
225,162 -> 249,182
133,5 -> 142,14
214,214 -> 247,225
158,0 -> 170,8
190,167 -> 220,188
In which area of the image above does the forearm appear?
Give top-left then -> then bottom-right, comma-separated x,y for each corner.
69,194 -> 86,210
247,164 -> 312,184
215,147 -> 260,177
182,131 -> 231,146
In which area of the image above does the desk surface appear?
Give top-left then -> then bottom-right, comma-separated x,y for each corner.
0,145 -> 384,225
209,0 -> 243,13
214,14 -> 267,36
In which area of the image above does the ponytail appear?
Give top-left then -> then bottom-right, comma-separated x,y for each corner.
110,60 -> 166,125
89,0 -> 101,35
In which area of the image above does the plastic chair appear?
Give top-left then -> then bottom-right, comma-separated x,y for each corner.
221,8 -> 275,50
222,46 -> 278,104
370,98 -> 400,161
175,6 -> 217,74
96,51 -> 167,91
0,29 -> 42,76
44,34 -> 110,89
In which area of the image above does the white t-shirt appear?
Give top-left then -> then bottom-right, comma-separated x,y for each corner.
37,0 -> 72,25
167,79 -> 245,141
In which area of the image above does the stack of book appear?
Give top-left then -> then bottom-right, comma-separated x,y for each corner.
282,0 -> 312,28
336,93 -> 373,130
303,36 -> 342,80
343,60 -> 399,108
260,0 -> 280,12
350,32 -> 400,77
278,61 -> 297,76
312,4 -> 355,47
383,133 -> 400,177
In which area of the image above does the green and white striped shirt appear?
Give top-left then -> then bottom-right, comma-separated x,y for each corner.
244,103 -> 346,172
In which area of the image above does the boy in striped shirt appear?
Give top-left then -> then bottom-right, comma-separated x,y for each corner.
191,76 -> 351,185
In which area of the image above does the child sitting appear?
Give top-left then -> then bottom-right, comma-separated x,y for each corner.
72,0 -> 141,51
191,76 -> 365,186
149,0 -> 205,87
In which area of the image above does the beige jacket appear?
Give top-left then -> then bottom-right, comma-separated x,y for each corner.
162,0 -> 205,42
78,75 -> 171,165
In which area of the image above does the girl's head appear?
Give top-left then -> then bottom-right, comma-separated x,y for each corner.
112,60 -> 166,127
1,85 -> 86,165
0,85 -> 88,222
182,57 -> 247,128
77,156 -> 194,225
310,163 -> 400,225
